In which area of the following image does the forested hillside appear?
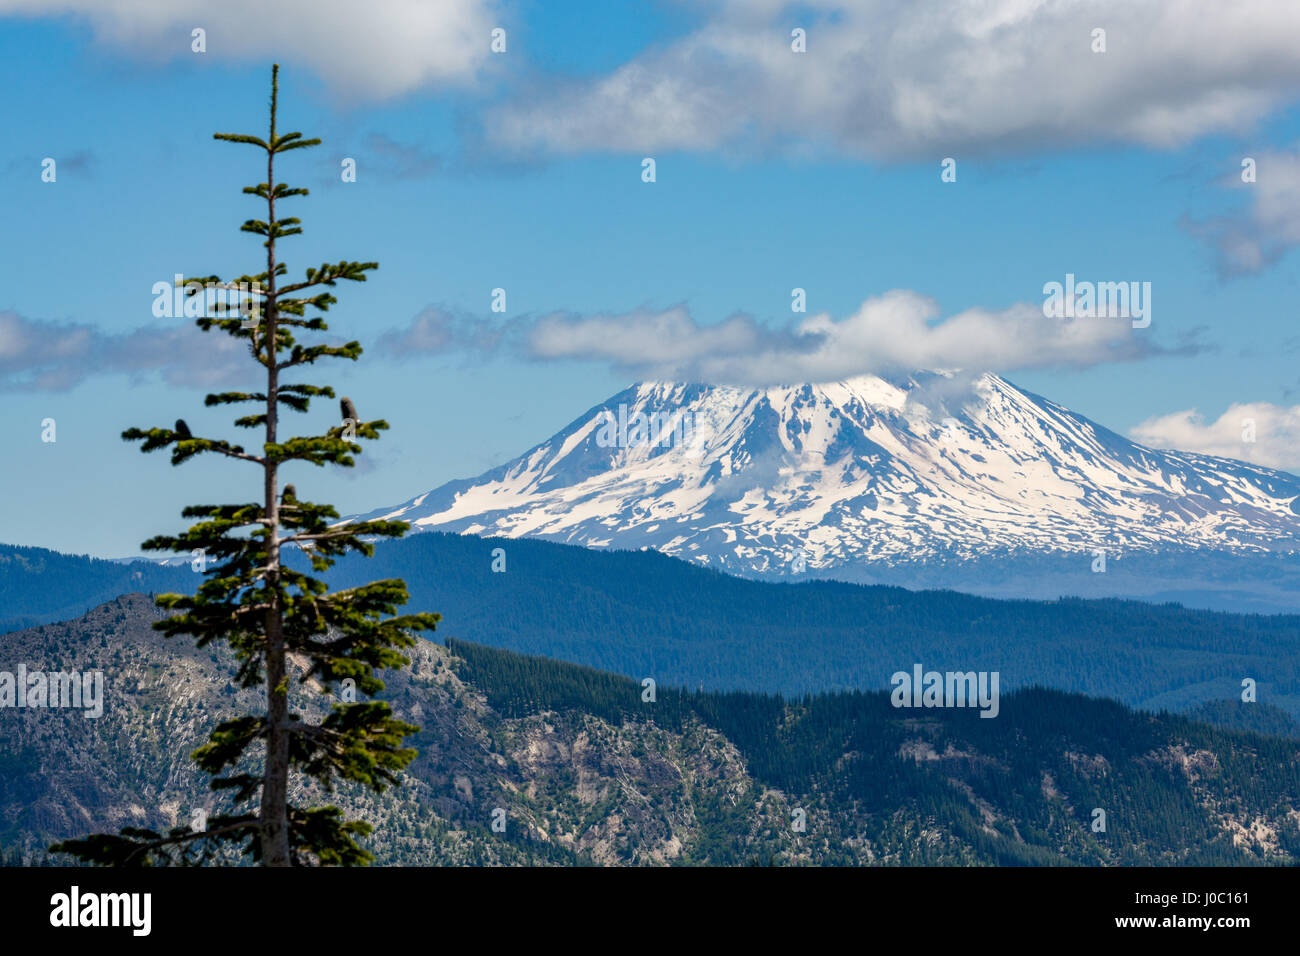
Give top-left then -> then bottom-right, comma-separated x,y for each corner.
3,596 -> 1298,866
450,638 -> 1300,865
0,543 -> 190,634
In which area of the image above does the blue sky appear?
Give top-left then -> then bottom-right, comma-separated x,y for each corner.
2,0 -> 1300,557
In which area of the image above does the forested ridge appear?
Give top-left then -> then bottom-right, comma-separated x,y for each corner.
7,533 -> 1300,723
448,637 -> 1300,865
330,533 -> 1300,718
3,595 -> 1299,866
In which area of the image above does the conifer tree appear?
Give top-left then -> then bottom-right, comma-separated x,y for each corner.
53,65 -> 438,866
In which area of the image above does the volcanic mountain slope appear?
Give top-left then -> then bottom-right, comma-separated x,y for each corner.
352,374 -> 1300,586
4,595 -> 1300,866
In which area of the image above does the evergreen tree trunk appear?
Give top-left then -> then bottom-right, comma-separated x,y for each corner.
259,74 -> 291,867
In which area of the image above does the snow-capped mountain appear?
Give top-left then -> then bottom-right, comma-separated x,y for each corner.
353,373 -> 1300,583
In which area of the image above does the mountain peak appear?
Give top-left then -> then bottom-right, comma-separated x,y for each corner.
353,374 -> 1300,574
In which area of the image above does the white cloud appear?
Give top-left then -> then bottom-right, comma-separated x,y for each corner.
488,0 -> 1300,159
0,0 -> 498,100
1131,402 -> 1300,473
516,289 -> 1178,385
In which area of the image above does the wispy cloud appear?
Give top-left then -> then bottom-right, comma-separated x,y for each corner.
4,148 -> 93,178
361,133 -> 441,180
1131,402 -> 1300,473
0,310 -> 247,391
378,290 -> 1194,386
374,305 -> 510,358
487,0 -> 1300,161
1184,145 -> 1300,277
